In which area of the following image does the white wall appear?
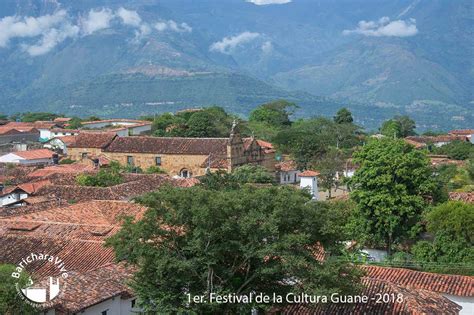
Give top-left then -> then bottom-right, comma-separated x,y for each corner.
300,176 -> 318,200
443,294 -> 474,315
0,153 -> 22,163
129,124 -> 152,135
44,296 -> 139,315
19,158 -> 52,166
279,171 -> 300,184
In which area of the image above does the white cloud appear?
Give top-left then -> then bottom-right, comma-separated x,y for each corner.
0,10 -> 67,47
81,8 -> 114,35
117,7 -> 142,27
155,20 -> 192,33
210,32 -> 260,54
343,17 -> 418,37
23,23 -> 79,56
247,0 -> 292,5
261,40 -> 273,54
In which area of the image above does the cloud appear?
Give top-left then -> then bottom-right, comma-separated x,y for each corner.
343,17 -> 418,37
81,8 -> 114,35
0,10 -> 67,47
155,20 -> 192,33
210,32 -> 260,54
23,23 -> 79,56
246,0 -> 292,5
117,7 -> 142,27
261,40 -> 273,54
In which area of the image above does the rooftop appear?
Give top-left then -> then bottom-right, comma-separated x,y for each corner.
69,132 -> 117,149
10,149 -> 54,160
299,170 -> 320,177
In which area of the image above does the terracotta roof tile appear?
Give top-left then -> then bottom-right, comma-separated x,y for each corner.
69,132 -> 116,149
299,170 -> 320,177
28,163 -> 94,178
405,135 -> 468,144
271,277 -> 461,315
104,136 -> 228,155
449,192 -> 474,203
362,265 -> 474,296
275,160 -> 297,172
17,179 -> 51,194
13,149 -> 54,160
449,129 -> 474,135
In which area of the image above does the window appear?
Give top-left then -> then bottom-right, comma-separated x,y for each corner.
155,156 -> 162,166
101,311 -> 108,315
127,156 -> 134,166
81,152 -> 88,159
180,169 -> 191,178
131,299 -> 136,308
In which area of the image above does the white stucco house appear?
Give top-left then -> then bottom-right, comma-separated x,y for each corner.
275,160 -> 300,184
299,170 -> 319,200
0,149 -> 54,166
0,187 -> 29,207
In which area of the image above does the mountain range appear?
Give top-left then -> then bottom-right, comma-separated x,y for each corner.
0,0 -> 472,130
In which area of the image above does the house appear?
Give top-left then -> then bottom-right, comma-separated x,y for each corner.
80,119 -> 152,136
44,135 -> 77,154
299,170 -> 319,199
449,129 -> 474,143
69,124 -> 273,178
405,135 -> 469,148
0,179 -> 50,207
0,149 -> 55,165
275,160 -> 300,184
0,125 -> 40,145
68,133 -> 117,161
38,128 -> 80,142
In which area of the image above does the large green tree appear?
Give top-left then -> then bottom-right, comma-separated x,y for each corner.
312,149 -> 345,199
107,185 -> 361,313
333,108 -> 354,124
249,100 -> 296,128
350,138 -> 435,255
411,201 -> 474,275
0,264 -> 36,314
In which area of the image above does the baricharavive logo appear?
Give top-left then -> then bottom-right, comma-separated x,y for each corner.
11,253 -> 69,308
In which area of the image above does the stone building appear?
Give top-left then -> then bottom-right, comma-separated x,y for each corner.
67,124 -> 274,177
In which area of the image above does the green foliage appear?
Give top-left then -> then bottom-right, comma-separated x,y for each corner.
349,138 -> 435,254
15,112 -> 61,122
231,165 -> 275,184
86,115 -> 101,121
107,185 -> 361,313
312,149 -> 345,198
394,115 -> 416,137
76,169 -> 123,187
67,117 -> 83,129
0,114 -> 8,120
0,264 -> 37,314
333,108 -> 353,124
145,166 -> 167,174
151,107 -> 233,138
380,119 -> 402,138
411,201 -> 474,275
249,100 -> 297,127
59,158 -> 76,164
433,140 -> 474,160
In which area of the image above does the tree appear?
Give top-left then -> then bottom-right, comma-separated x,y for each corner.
433,140 -> 474,160
411,201 -> 474,275
107,185 -> 361,313
18,112 -> 61,122
394,115 -> 416,137
380,119 -> 402,138
145,166 -> 167,174
67,117 -> 83,129
249,100 -> 297,128
231,165 -> 275,184
76,169 -> 123,187
333,108 -> 353,124
186,111 -> 220,137
349,138 -> 435,255
0,264 -> 36,314
313,149 -> 345,199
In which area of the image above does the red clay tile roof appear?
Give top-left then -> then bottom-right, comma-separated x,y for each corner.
81,119 -> 150,125
13,149 -> 54,160
200,153 -> 229,168
449,192 -> 474,203
299,170 -> 320,177
28,163 -> 94,178
4,121 -> 58,130
53,117 -> 72,122
449,129 -> 474,135
275,160 -> 298,172
270,277 -> 461,315
17,179 -> 51,194
0,126 -> 38,135
362,265 -> 474,296
406,135 -> 468,144
69,132 -> 117,148
405,138 -> 427,149
49,135 -> 77,145
104,136 -> 229,155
